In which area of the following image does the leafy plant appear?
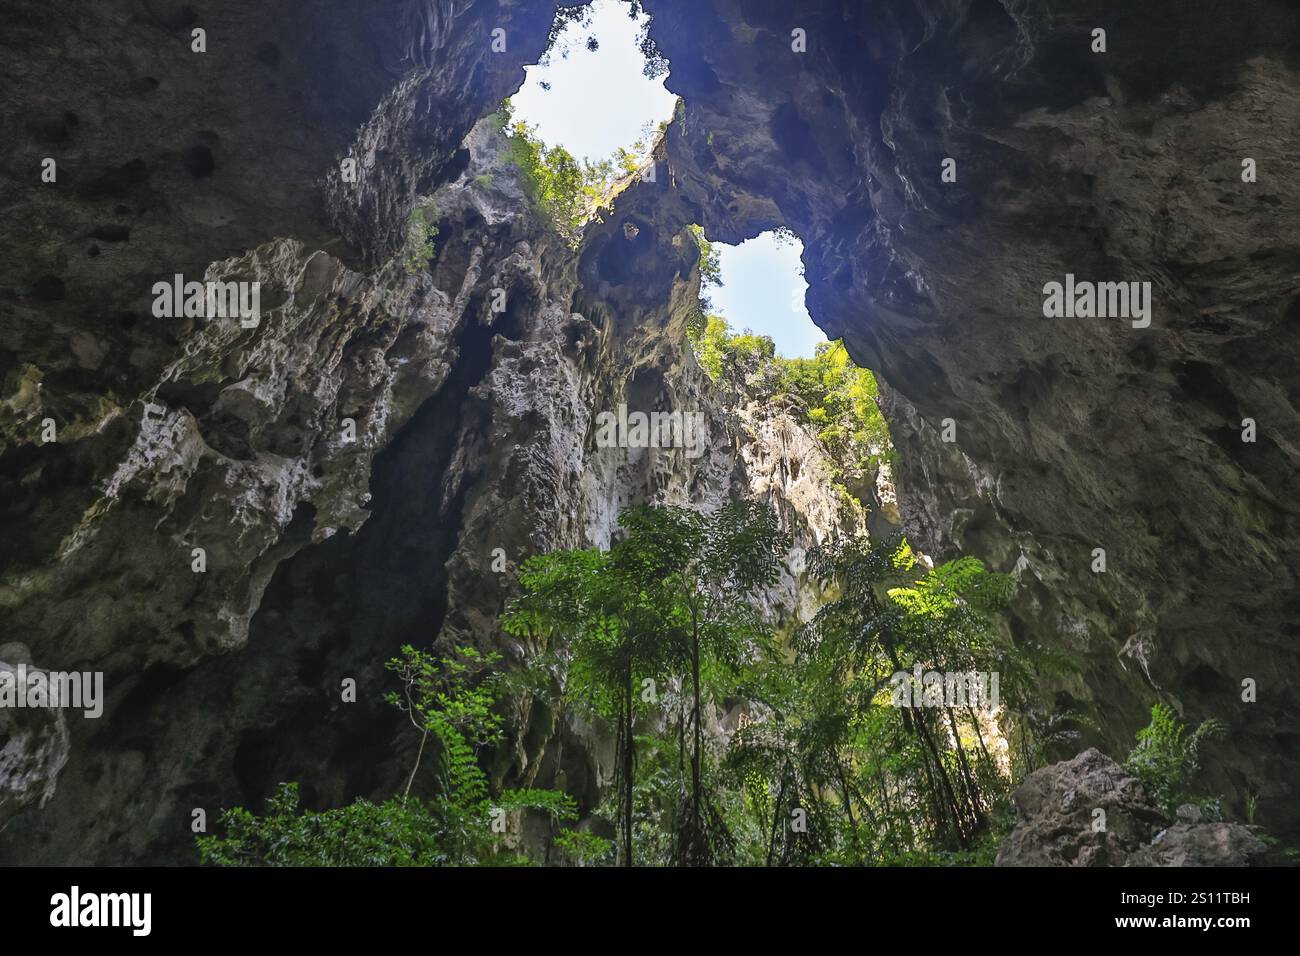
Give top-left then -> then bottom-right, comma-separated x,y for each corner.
196,644 -> 575,866
404,201 -> 439,273
553,829 -> 615,867
1123,703 -> 1226,815
686,315 -> 894,492
196,783 -> 456,867
725,536 -> 1022,864
492,100 -> 656,245
504,502 -> 788,866
689,223 -> 723,314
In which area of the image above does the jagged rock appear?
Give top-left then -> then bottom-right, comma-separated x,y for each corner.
996,748 -> 1274,866
996,748 -> 1167,866
642,0 -> 1300,840
0,108 -> 857,862
1128,820 -> 1273,867
0,648 -> 71,827
4,0 -> 1299,861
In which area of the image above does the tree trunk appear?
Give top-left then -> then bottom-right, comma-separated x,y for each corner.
690,624 -> 703,856
947,706 -> 986,829
623,666 -> 634,867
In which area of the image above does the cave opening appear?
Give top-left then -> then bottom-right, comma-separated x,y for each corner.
4,0 -> 1289,878
700,227 -> 826,360
507,0 -> 675,168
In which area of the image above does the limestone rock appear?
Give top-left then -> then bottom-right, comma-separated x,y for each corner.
4,0 -> 1299,861
996,748 -> 1275,866
0,652 -> 71,827
996,748 -> 1166,866
1128,820 -> 1273,867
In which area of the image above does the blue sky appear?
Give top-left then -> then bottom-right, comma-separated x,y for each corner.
510,0 -> 827,358
710,233 -> 826,358
510,0 -> 675,162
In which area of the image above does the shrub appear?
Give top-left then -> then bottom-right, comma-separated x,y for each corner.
404,201 -> 439,273
196,645 -> 575,866
1123,703 -> 1226,816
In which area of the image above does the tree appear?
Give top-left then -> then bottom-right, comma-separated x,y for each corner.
727,536 -> 1021,863
493,100 -> 652,245
685,318 -> 893,485
688,223 -> 723,320
504,502 -> 788,865
504,544 -> 664,866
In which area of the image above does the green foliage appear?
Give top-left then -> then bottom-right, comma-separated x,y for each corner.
506,513 -> 1022,867
553,829 -> 615,867
777,339 -> 893,476
1123,703 -> 1227,816
196,783 -> 456,867
688,314 -> 774,381
404,201 -> 439,273
539,3 -> 667,79
686,316 -> 894,486
723,536 -> 1021,864
198,499 -> 1032,868
197,644 -> 574,866
689,223 -> 723,313
493,100 -> 658,245
505,501 -> 789,865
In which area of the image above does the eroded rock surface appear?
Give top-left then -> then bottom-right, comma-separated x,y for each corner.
996,748 -> 1275,866
0,104 -> 857,860
2,0 -> 1297,861
640,0 -> 1300,840
0,647 -> 71,828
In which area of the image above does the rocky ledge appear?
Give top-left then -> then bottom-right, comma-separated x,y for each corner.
996,748 -> 1278,866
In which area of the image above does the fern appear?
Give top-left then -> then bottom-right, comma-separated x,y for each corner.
197,645 -> 573,866
1123,703 -> 1226,815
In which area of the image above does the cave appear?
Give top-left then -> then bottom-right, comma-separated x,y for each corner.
2,0 -> 1297,898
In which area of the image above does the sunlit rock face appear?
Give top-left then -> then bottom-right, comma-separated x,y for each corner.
0,59 -> 852,861
638,0 -> 1300,840
2,0 -> 564,861
2,0 -> 1297,862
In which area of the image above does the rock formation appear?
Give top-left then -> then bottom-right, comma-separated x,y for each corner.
1,0 -> 1296,861
995,748 -> 1276,866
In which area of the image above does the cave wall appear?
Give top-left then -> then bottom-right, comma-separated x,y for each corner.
639,0 -> 1300,836
2,0 -> 1297,859
1,0 -> 565,852
1,95 -> 856,862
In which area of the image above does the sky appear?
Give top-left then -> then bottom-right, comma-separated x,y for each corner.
511,0 -> 827,358
710,233 -> 827,358
510,0 -> 675,162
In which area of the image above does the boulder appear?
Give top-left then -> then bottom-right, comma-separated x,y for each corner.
996,748 -> 1277,866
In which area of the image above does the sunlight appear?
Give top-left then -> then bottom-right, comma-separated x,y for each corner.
711,230 -> 827,359
509,0 -> 676,163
